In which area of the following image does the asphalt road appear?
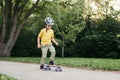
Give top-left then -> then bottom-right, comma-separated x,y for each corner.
0,61 -> 120,80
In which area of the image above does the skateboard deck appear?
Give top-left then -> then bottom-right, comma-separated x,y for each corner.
43,64 -> 62,72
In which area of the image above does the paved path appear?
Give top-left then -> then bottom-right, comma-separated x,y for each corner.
0,61 -> 120,80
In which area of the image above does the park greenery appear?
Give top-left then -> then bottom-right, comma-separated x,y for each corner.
0,0 -> 120,58
0,74 -> 17,80
0,57 -> 120,71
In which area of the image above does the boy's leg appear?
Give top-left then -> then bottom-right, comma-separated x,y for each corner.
49,45 -> 56,65
40,46 -> 48,69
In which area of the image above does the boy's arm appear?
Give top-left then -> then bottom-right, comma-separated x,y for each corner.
37,37 -> 41,48
51,38 -> 58,46
37,30 -> 42,48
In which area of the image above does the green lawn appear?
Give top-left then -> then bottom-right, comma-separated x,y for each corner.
0,74 -> 17,80
0,57 -> 120,71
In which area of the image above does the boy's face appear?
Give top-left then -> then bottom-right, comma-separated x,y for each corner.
46,24 -> 52,30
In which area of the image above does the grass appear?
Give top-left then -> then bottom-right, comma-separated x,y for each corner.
0,57 -> 120,71
0,74 -> 17,80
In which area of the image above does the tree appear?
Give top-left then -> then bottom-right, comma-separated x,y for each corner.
50,0 -> 85,57
0,0 -> 40,56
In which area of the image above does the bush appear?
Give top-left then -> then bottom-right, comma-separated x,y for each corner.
75,16 -> 120,58
12,28 -> 41,57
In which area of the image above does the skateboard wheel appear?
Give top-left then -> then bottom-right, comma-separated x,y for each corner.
48,68 -> 51,70
55,69 -> 59,72
55,68 -> 62,72
59,69 -> 62,72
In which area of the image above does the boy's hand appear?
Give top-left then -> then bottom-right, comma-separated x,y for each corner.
55,42 -> 58,46
37,44 -> 41,48
51,38 -> 58,46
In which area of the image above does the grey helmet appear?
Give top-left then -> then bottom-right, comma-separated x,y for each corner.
44,17 -> 54,25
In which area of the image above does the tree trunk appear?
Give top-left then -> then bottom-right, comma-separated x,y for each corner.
62,33 -> 65,58
62,46 -> 64,58
0,42 -> 6,56
0,21 -> 25,56
0,31 -> 9,57
6,22 -> 25,55
1,12 -> 18,56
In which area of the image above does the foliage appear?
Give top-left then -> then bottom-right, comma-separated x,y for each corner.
12,26 -> 41,57
53,0 -> 85,42
0,74 -> 17,80
76,15 -> 120,58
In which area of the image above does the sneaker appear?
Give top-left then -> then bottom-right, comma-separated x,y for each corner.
49,60 -> 54,65
40,64 -> 44,69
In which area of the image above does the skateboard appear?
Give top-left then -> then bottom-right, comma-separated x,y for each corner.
43,64 -> 62,72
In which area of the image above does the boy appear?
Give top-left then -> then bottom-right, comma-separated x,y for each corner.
37,17 -> 58,69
